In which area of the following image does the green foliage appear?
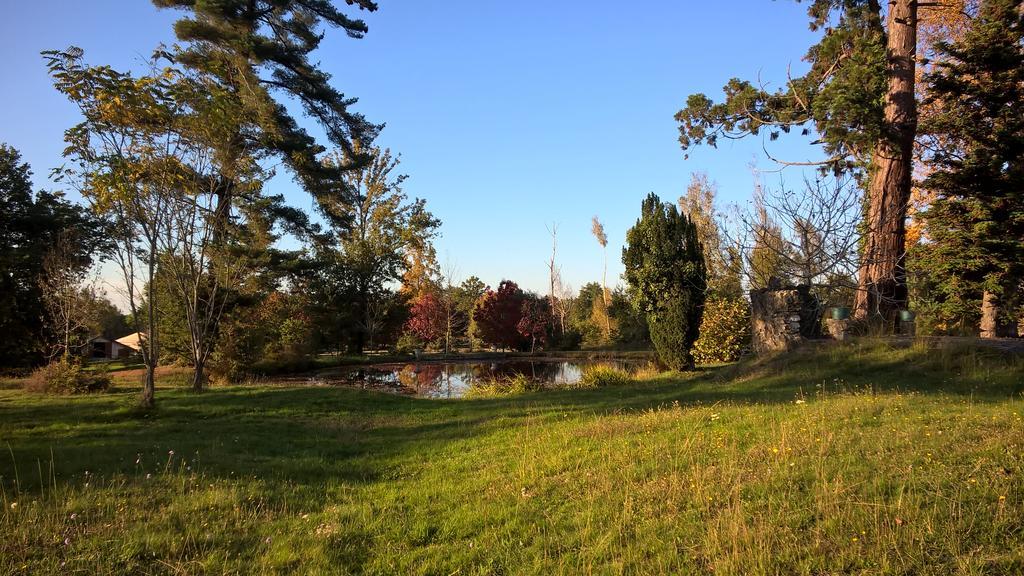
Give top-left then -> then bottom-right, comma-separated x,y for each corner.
623,193 -> 706,369
565,284 -> 650,350
152,0 -> 381,230
647,293 -> 700,371
608,289 -> 650,348
0,144 -> 108,368
309,145 -> 438,353
568,282 -> 604,347
92,297 -> 131,341
915,0 -> 1024,331
208,291 -> 315,382
454,276 -> 487,350
23,357 -> 111,394
675,1 -> 886,175
692,297 -> 751,364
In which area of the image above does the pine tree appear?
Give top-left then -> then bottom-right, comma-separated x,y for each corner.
917,0 -> 1024,337
676,0 -> 920,327
623,193 -> 707,370
152,0 -> 381,232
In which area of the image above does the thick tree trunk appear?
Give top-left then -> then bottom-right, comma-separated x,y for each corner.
142,368 -> 155,407
854,0 -> 918,329
980,290 -> 1001,339
192,356 -> 207,391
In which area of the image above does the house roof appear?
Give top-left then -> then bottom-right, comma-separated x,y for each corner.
114,332 -> 146,351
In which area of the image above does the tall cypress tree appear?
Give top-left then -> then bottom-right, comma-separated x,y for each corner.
623,193 -> 707,370
917,0 -> 1024,336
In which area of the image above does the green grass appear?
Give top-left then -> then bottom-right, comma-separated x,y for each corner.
82,359 -> 145,373
1,339 -> 1023,574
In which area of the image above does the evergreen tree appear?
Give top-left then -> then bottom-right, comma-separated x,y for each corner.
917,0 -> 1024,336
152,0 -> 381,231
0,144 -> 107,368
623,193 -> 707,370
676,0 -> 920,326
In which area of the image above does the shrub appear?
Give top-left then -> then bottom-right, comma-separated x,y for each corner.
622,193 -> 706,370
574,364 -> 632,388
692,297 -> 751,364
648,293 -> 701,371
394,333 -> 424,354
24,358 -> 111,394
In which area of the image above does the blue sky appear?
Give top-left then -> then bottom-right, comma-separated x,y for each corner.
1,1 -> 826,296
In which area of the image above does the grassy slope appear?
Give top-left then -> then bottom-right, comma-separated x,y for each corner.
1,340 -> 1022,575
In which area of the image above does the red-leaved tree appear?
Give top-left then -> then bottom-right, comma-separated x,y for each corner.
516,298 -> 551,353
472,280 -> 527,350
406,291 -> 445,345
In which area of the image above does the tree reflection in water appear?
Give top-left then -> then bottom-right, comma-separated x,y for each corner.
333,359 -> 640,398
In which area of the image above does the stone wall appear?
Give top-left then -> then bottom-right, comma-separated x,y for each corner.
749,284 -> 821,354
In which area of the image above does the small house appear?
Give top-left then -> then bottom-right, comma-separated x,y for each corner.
87,332 -> 144,360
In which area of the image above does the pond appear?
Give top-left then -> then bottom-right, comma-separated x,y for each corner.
309,358 -> 647,398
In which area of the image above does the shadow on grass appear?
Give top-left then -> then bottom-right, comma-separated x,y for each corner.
1,338 -> 1021,494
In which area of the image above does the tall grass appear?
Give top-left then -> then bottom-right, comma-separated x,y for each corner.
572,363 -> 633,388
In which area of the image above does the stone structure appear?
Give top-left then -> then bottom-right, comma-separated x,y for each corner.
749,283 -> 822,354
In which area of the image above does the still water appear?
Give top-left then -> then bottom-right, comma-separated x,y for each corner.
313,358 -> 643,398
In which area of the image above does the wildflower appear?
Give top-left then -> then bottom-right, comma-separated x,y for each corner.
999,495 -> 1007,501
795,399 -> 806,405
168,450 -> 175,456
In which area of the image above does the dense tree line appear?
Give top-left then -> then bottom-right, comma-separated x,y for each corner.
678,0 -> 1023,338
5,0 -> 1021,403
0,145 -> 109,368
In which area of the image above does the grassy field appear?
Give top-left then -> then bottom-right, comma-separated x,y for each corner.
1,339 -> 1022,575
